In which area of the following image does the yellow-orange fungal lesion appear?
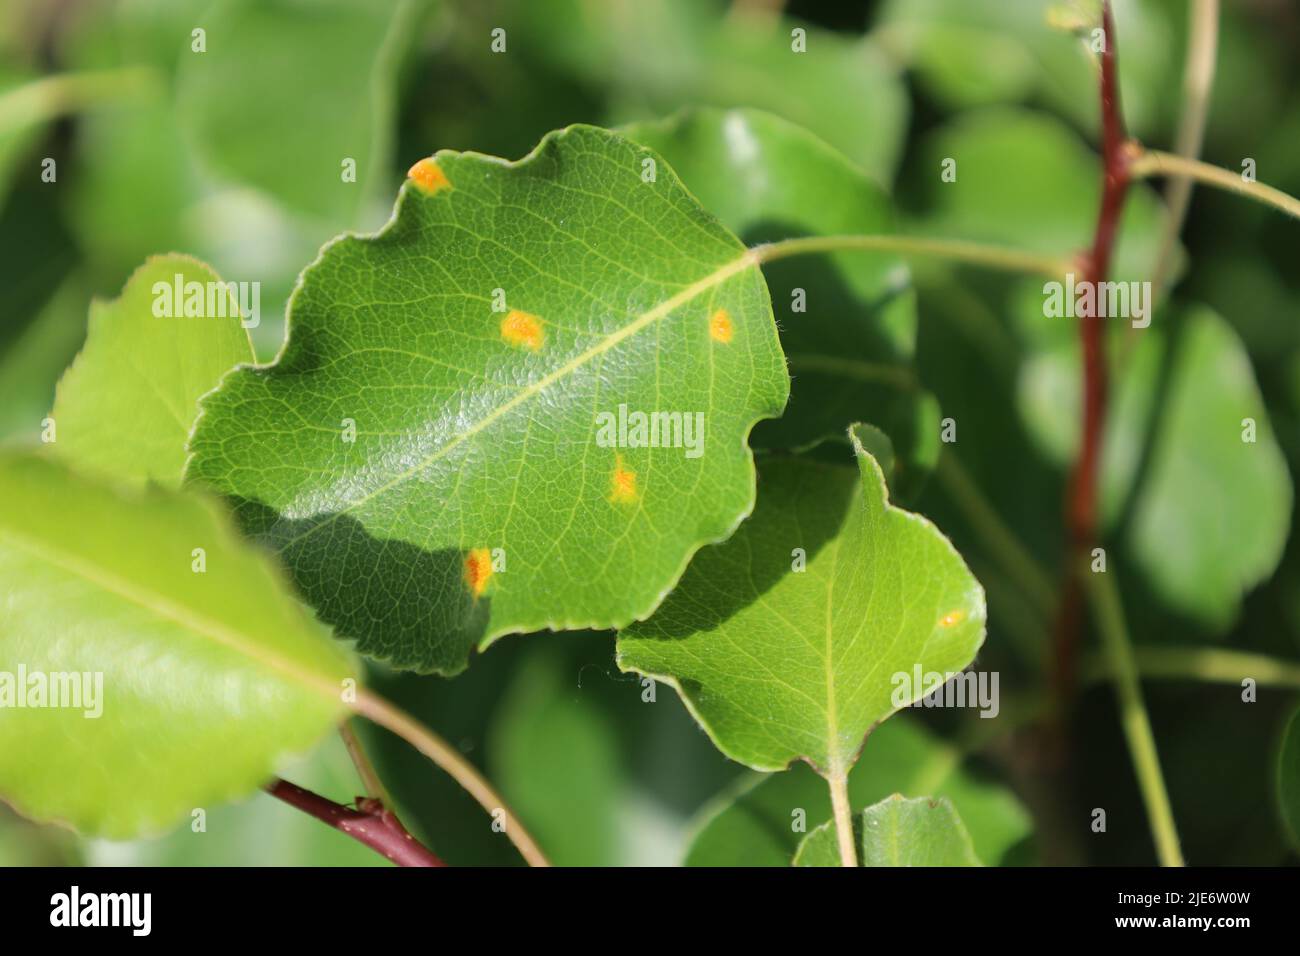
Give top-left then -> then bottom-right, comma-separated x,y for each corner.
609,455 -> 638,504
709,308 -> 733,343
939,609 -> 966,628
464,547 -> 494,597
407,158 -> 450,194
500,309 -> 544,350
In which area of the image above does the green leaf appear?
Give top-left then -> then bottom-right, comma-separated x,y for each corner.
177,0 -> 422,224
617,428 -> 986,776
516,2 -> 909,184
1127,308 -> 1292,629
187,124 -> 789,674
48,255 -> 253,488
1015,302 -> 1291,629
622,107 -> 935,491
907,108 -> 1169,281
488,645 -> 624,867
793,794 -> 981,867
685,716 -> 1031,866
875,0 -> 1178,140
0,453 -> 355,838
1279,707 -> 1300,853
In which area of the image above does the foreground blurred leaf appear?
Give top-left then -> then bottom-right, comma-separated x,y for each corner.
188,125 -> 788,674
793,793 -> 980,867
0,454 -> 354,838
685,715 -> 1030,866
624,107 -> 936,492
618,430 -> 986,778
49,255 -> 253,488
84,735 -> 387,866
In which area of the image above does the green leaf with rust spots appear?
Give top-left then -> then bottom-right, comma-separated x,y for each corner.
0,454 -> 356,838
187,124 -> 789,675
47,255 -> 254,488
793,794 -> 981,867
617,427 -> 986,777
685,716 -> 1031,866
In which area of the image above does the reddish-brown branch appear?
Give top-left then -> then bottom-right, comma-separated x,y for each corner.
266,778 -> 446,867
1054,1 -> 1136,704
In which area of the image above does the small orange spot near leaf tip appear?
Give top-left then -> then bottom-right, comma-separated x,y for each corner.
610,455 -> 638,504
939,609 -> 966,628
709,309 -> 733,343
500,309 -> 544,350
465,548 -> 493,597
407,158 -> 450,194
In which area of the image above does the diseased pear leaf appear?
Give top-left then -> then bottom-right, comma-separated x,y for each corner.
793,794 -> 981,867
617,427 -> 986,776
623,108 -> 936,496
0,454 -> 356,838
685,716 -> 1031,866
48,254 -> 253,488
187,124 -> 789,674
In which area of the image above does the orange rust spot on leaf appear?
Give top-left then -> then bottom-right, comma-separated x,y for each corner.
465,548 -> 493,597
407,158 -> 450,194
500,309 -> 544,350
609,455 -> 638,504
939,609 -> 966,628
709,308 -> 733,343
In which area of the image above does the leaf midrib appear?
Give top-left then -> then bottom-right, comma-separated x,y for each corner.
276,246 -> 762,546
0,522 -> 348,703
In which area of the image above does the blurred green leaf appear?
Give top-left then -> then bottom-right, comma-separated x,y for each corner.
177,0 -> 421,225
906,107 -> 1169,281
685,715 -> 1031,866
618,434 -> 986,776
49,254 -> 253,488
1278,707 -> 1300,853
793,793 -> 980,867
488,646 -> 623,866
0,453 -> 355,838
1127,307 -> 1292,630
516,1 -> 908,184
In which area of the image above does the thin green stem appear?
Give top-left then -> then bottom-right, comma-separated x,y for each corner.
339,720 -> 393,805
351,689 -> 551,867
1086,571 -> 1184,867
1152,0 -> 1220,298
0,68 -> 155,137
934,451 -> 1056,621
1084,646 -> 1300,690
1131,149 -> 1300,221
827,773 -> 858,867
751,234 -> 1069,278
